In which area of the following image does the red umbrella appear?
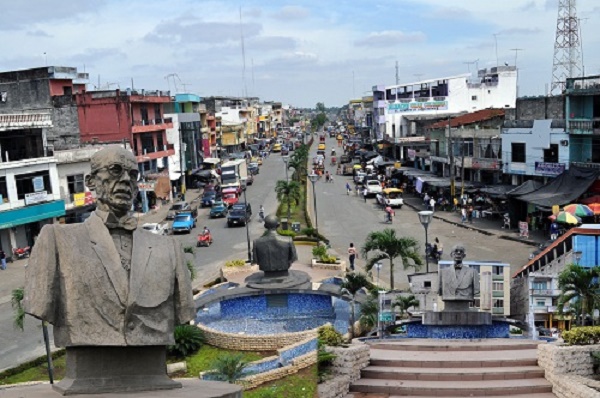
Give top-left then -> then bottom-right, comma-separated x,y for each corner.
588,203 -> 600,215
581,195 -> 600,204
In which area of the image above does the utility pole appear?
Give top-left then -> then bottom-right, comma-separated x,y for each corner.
493,34 -> 500,67
448,115 -> 455,198
179,124 -> 186,200
395,61 -> 399,85
460,138 -> 466,198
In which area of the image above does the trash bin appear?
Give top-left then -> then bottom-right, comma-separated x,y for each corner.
291,222 -> 301,233
281,218 -> 289,230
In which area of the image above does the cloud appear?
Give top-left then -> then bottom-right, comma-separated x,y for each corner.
0,0 -> 104,31
247,36 -> 297,51
497,27 -> 542,36
144,18 -> 262,45
544,0 -> 558,11
430,7 -> 472,19
271,6 -> 310,20
26,30 -> 52,37
245,8 -> 262,18
518,1 -> 537,11
354,30 -> 426,48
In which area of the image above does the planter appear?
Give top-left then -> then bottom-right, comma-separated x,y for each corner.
311,258 -> 346,271
221,263 -> 258,279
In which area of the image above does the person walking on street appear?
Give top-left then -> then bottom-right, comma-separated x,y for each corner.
461,206 -> 467,223
346,182 -> 352,195
435,237 -> 443,259
0,249 -> 6,270
429,197 -> 436,212
347,243 -> 358,271
363,187 -> 368,202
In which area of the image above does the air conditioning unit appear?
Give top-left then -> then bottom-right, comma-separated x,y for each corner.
560,140 -> 569,146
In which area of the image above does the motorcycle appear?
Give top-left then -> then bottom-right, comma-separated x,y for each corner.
196,232 -> 213,247
12,246 -> 31,260
425,243 -> 441,261
258,210 -> 265,223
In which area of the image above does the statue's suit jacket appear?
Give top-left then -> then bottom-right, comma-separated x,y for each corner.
437,265 -> 480,301
24,212 -> 195,347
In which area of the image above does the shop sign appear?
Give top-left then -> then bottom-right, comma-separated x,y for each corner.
535,162 -> 565,176
394,136 -> 427,144
430,156 -> 448,164
388,99 -> 448,114
137,182 -> 156,190
472,158 -> 500,170
33,176 -> 45,192
73,192 -> 95,207
379,312 -> 394,322
519,221 -> 529,238
25,191 -> 48,205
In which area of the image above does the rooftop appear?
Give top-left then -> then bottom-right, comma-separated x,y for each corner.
429,108 -> 506,130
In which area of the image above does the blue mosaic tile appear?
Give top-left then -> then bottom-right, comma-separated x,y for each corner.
407,321 -> 510,339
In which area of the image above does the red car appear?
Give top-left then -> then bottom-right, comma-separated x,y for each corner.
222,188 -> 240,207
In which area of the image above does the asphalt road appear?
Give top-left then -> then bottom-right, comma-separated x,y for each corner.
311,134 -> 532,290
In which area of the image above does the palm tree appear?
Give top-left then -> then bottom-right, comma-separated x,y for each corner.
393,295 -> 419,320
361,229 -> 423,290
274,180 -> 301,217
341,272 -> 371,339
209,353 -> 250,384
557,263 -> 600,326
287,156 -> 306,182
358,295 -> 379,332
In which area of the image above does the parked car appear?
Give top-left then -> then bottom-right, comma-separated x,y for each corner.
227,202 -> 252,227
201,191 -> 219,207
382,188 -> 404,208
209,200 -> 229,218
281,146 -> 289,156
167,202 -> 191,220
141,222 -> 168,235
365,180 -> 383,197
171,212 -> 196,234
248,162 -> 259,175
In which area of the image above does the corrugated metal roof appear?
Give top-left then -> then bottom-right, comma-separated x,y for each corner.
429,108 -> 505,130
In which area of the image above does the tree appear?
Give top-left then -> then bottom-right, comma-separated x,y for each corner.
557,263 -> 600,326
209,353 -> 249,384
361,229 -> 423,290
341,272 -> 371,339
393,295 -> 420,320
316,102 -> 326,113
275,180 -> 301,214
358,295 -> 379,332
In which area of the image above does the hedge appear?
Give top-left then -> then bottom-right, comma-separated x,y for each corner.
562,326 -> 600,345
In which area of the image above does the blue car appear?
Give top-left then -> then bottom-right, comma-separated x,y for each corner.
210,200 -> 228,218
171,212 -> 196,234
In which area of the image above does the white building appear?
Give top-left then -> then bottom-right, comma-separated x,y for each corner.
373,66 -> 517,160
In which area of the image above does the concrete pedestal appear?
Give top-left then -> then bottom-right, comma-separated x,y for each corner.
0,379 -> 242,398
245,270 -> 311,289
423,311 -> 492,326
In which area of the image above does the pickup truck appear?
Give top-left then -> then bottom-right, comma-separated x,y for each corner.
227,203 -> 252,227
365,180 -> 383,197
171,212 -> 196,234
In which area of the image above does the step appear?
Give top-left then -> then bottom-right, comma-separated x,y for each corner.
368,339 -> 542,351
361,365 -> 544,381
349,378 -> 553,396
344,394 -> 557,398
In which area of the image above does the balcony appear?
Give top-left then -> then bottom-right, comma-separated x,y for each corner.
132,118 -> 173,133
0,113 -> 52,131
533,306 -> 550,314
530,289 -> 560,297
135,144 -> 175,163
568,119 -> 600,135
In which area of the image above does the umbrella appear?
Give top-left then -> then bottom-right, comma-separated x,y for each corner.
581,195 -> 600,204
563,204 -> 594,217
554,211 -> 581,225
588,203 -> 600,215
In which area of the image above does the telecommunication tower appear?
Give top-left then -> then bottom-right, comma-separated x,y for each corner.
550,0 -> 582,95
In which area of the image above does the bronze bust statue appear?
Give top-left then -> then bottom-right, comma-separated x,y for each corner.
252,215 -> 298,273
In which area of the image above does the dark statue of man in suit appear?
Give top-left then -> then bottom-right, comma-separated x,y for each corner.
252,214 -> 298,274
438,244 -> 480,307
24,146 -> 196,394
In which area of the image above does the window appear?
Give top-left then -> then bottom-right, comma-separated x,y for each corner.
511,143 -> 526,163
67,174 -> 85,195
154,104 -> 162,123
63,86 -> 72,96
492,282 -> 503,291
471,95 -> 478,101
0,176 -> 7,202
532,281 -> 547,290
543,144 -> 559,163
157,133 -> 164,150
424,281 -> 431,288
140,104 -> 148,124
493,266 -> 503,275
493,299 -> 504,309
536,300 -> 546,307
15,171 -> 52,200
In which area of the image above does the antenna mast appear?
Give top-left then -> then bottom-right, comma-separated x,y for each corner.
239,7 -> 248,98
551,0 -> 582,95
395,61 -> 399,85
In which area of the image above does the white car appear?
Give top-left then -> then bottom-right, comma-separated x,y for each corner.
142,222 -> 168,235
365,180 -> 383,196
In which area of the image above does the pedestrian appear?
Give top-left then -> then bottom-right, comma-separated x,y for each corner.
467,205 -> 474,223
435,237 -> 443,259
347,243 -> 358,271
423,193 -> 430,207
429,197 -> 436,212
363,187 -> 368,202
550,221 -> 559,240
346,182 -> 352,195
0,249 -> 5,270
461,207 -> 467,223
325,171 -> 330,183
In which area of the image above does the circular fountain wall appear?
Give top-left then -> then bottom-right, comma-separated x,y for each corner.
195,290 -> 351,351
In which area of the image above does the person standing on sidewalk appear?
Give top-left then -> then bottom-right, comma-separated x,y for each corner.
0,249 -> 6,270
347,243 -> 358,271
461,206 -> 467,223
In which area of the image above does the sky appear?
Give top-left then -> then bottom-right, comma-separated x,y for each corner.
1,0 -> 599,108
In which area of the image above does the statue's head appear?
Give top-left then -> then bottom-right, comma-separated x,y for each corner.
86,146 -> 138,216
451,244 -> 466,267
264,215 -> 279,231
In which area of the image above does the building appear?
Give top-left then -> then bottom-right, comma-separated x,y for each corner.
76,89 -> 174,175
565,75 -> 600,166
510,226 -> 600,333
408,260 -> 511,316
373,66 -> 517,161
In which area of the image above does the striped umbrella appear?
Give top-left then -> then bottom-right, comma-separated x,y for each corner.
554,211 -> 581,225
563,204 -> 594,217
588,203 -> 600,215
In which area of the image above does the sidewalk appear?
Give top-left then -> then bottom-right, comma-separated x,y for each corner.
0,189 -> 206,306
402,194 -> 546,247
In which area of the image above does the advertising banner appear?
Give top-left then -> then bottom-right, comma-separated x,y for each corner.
534,162 -> 565,176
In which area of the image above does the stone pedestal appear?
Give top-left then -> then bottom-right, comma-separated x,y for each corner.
245,270 -> 311,290
423,310 -> 492,326
53,346 -> 180,395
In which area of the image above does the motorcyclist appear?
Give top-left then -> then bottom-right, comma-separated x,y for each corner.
259,205 -> 265,221
202,226 -> 210,236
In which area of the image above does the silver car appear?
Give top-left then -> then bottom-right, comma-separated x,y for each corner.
166,201 -> 191,220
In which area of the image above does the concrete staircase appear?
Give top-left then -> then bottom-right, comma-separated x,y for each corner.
345,339 -> 556,398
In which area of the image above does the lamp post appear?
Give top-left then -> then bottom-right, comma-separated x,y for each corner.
282,155 -> 290,228
308,173 -> 319,242
573,250 -> 583,265
242,187 -> 252,264
418,210 -> 433,273
374,261 -> 383,339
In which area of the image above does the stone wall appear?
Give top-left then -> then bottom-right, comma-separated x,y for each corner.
311,258 -> 346,271
538,343 -> 600,398
197,323 -> 318,351
317,343 -> 370,398
516,96 -> 565,120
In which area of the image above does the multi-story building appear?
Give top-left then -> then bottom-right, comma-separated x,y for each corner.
408,260 -> 511,316
565,75 -> 600,166
373,66 -> 517,160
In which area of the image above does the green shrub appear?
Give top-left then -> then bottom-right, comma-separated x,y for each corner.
317,346 -> 337,382
168,325 -> 205,357
207,353 -> 250,383
562,326 -> 600,345
312,245 -> 327,258
225,259 -> 247,268
183,246 -> 195,254
318,324 -> 344,347
509,328 -> 523,335
186,261 -> 197,281
277,228 -> 297,237
300,227 -> 315,237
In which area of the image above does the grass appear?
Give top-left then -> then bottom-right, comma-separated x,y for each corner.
0,354 -> 66,385
244,364 -> 318,398
174,345 -> 266,378
276,181 -> 308,231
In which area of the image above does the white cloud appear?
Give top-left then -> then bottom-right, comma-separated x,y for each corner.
355,31 -> 426,48
271,6 -> 310,20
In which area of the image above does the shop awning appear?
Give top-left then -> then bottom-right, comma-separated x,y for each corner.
506,180 -> 543,197
514,166 -> 600,207
477,185 -> 516,198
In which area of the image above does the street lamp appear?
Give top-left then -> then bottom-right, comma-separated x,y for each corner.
242,188 -> 252,264
308,173 -> 319,242
282,155 -> 291,229
418,210 -> 433,273
573,250 -> 583,265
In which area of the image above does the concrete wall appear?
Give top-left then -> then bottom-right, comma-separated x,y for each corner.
317,343 -> 371,398
516,96 -> 565,120
49,103 -> 81,149
76,93 -> 132,143
0,77 -> 52,112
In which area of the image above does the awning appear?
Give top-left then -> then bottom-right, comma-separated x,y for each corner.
506,180 -> 543,197
477,185 -> 516,198
515,166 -> 600,207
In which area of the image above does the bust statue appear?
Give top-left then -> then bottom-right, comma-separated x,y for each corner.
252,215 -> 298,273
437,244 -> 480,304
